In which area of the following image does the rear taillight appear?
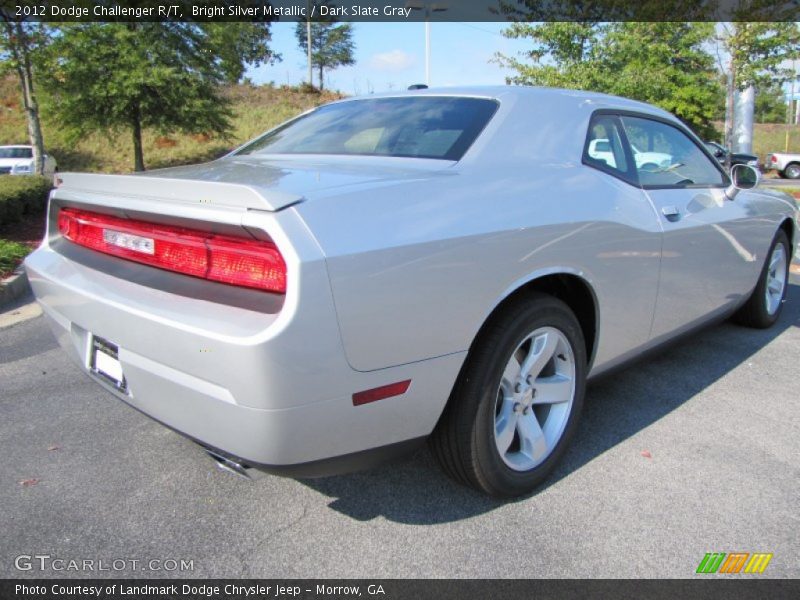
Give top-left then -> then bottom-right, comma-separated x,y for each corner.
57,207 -> 286,293
770,155 -> 777,163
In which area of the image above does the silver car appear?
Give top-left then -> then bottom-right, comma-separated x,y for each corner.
25,87 -> 797,497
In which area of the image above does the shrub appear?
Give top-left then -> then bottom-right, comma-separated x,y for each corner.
0,176 -> 52,228
0,239 -> 30,278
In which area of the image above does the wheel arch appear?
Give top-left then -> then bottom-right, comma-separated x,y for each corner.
779,216 -> 795,251
472,271 -> 599,371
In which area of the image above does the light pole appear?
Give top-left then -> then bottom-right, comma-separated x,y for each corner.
306,1 -> 313,87
406,2 -> 448,86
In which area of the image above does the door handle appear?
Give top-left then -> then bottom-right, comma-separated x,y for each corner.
661,205 -> 681,221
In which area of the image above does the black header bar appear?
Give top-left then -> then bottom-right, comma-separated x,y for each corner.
3,579 -> 800,600
5,0 -> 800,22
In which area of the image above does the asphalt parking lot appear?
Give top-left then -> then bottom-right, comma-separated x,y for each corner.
762,179 -> 800,189
1,278 -> 799,579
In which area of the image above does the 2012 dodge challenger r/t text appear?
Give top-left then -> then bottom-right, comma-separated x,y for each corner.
25,87 -> 797,497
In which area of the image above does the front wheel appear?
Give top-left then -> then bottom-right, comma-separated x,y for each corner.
733,230 -> 790,328
430,293 -> 586,497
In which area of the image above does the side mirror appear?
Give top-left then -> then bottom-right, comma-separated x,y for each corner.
725,164 -> 759,200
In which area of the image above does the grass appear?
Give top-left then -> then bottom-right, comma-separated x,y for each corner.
771,187 -> 800,200
0,238 -> 30,279
0,77 -> 343,173
749,124 -> 800,159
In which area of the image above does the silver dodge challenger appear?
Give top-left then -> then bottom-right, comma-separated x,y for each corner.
25,87 -> 797,497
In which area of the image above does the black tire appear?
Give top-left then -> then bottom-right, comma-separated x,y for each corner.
784,163 -> 800,180
429,293 -> 586,497
733,229 -> 791,328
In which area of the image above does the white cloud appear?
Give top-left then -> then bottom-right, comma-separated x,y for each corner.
369,49 -> 416,72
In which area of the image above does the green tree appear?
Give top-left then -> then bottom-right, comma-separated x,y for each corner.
42,22 -> 278,172
201,23 -> 281,85
0,12 -> 49,174
498,22 -> 606,89
602,23 -> 723,139
296,3 -> 355,91
496,22 -> 723,138
754,81 -> 788,123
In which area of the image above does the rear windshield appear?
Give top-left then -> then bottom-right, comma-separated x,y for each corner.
235,97 -> 499,161
0,147 -> 32,159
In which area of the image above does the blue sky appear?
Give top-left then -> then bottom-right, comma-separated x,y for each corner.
246,22 -> 800,101
246,22 -> 530,94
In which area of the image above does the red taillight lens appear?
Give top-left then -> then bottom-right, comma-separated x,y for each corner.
57,207 -> 287,293
770,155 -> 777,163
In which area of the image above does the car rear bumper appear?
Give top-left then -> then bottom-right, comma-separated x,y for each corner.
25,240 -> 464,472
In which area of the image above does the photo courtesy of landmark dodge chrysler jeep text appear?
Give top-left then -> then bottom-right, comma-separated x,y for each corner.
25,87 -> 797,497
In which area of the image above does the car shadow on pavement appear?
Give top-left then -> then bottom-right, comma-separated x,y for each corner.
300,281 -> 800,524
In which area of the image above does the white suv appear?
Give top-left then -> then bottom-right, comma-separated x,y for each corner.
588,138 -> 672,171
0,145 -> 58,176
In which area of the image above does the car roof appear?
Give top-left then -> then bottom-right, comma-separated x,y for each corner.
337,85 -> 674,120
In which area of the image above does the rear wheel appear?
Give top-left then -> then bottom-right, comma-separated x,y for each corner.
784,163 -> 800,180
430,293 -> 586,497
734,230 -> 790,328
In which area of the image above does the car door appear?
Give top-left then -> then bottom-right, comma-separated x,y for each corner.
582,113 -> 663,363
618,114 -> 762,340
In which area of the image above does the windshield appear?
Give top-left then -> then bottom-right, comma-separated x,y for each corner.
236,97 -> 499,161
0,147 -> 32,159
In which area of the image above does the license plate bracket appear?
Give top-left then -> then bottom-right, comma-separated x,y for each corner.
90,336 -> 128,393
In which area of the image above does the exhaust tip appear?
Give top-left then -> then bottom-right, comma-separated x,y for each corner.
204,448 -> 252,480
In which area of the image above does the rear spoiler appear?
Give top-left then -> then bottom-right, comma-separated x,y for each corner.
56,172 -> 303,212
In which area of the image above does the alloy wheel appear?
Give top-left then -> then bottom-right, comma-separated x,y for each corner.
493,326 -> 576,472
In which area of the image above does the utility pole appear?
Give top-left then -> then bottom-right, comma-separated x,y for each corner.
793,59 -> 799,126
425,20 -> 430,86
306,1 -> 313,87
724,57 -> 735,153
733,85 -> 755,154
406,2 -> 448,86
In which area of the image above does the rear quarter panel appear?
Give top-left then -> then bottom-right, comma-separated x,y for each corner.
296,164 -> 663,373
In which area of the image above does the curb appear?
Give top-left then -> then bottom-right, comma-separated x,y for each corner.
0,267 -> 31,310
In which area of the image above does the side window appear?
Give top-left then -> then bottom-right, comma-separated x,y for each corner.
583,115 -> 635,184
620,116 -> 726,188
